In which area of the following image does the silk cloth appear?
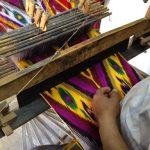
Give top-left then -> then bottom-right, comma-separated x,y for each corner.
41,53 -> 144,147
0,0 -> 31,34
120,76 -> 150,150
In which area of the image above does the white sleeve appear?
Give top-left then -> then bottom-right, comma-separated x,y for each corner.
120,76 -> 150,150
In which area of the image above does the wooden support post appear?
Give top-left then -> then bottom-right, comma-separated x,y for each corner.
140,36 -> 150,46
0,101 -> 17,136
145,6 -> 150,18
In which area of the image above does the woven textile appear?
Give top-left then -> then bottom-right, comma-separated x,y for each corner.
0,0 -> 31,34
41,52 -> 144,146
5,0 -> 25,9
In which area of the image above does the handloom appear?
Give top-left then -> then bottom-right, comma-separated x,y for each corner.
0,0 -> 150,149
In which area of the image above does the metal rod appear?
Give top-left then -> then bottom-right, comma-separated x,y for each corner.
0,11 -> 84,47
0,12 -> 111,58
0,8 -> 78,41
0,9 -> 109,54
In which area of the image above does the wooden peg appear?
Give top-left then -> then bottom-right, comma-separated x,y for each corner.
25,0 -> 29,13
89,2 -> 103,12
40,12 -> 49,31
145,6 -> 150,18
28,0 -> 36,18
2,126 -> 13,136
0,101 -> 17,136
78,0 -> 86,9
140,36 -> 150,46
34,8 -> 43,27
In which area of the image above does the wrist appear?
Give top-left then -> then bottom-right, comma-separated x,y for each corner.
97,115 -> 117,127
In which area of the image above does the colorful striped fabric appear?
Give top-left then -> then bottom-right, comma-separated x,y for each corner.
41,52 -> 144,146
0,0 -> 31,33
5,0 -> 25,9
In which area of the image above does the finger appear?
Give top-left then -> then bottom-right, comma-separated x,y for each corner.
110,89 -> 121,101
93,87 -> 110,98
99,87 -> 111,94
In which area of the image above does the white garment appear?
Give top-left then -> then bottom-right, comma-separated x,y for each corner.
120,76 -> 150,150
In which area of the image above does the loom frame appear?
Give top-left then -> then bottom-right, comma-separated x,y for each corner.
0,18 -> 150,101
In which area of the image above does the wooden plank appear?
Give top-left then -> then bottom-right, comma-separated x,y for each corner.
0,97 -> 49,138
0,18 -> 150,101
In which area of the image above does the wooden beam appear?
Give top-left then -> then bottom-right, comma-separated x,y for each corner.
0,18 -> 150,101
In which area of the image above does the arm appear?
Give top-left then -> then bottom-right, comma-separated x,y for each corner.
92,88 -> 128,150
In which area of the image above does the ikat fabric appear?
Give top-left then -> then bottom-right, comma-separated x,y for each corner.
41,53 -> 144,145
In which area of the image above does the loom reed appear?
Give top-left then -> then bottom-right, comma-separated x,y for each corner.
0,6 -> 106,47
0,11 -> 85,47
1,13 -> 111,59
0,8 -> 78,41
0,8 -> 110,59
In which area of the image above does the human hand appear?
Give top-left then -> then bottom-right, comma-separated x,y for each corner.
92,87 -> 121,126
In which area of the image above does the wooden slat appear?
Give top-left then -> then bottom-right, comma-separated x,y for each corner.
0,18 -> 150,101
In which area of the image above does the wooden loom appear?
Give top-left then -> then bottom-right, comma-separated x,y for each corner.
0,17 -> 150,101
0,4 -> 150,139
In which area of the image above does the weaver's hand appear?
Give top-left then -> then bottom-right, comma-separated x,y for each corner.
92,87 -> 121,126
25,0 -> 49,31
